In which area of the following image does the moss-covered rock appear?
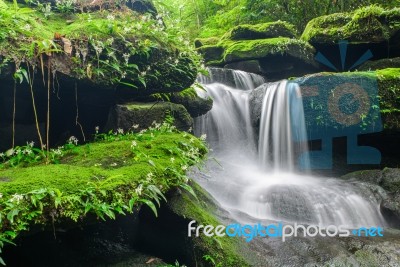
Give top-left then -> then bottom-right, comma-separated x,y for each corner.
0,126 -> 208,257
222,38 -> 315,64
301,6 -> 400,45
165,181 -> 252,266
194,37 -> 220,48
224,21 -> 297,41
358,57 -> 400,71
169,88 -> 213,117
105,102 -> 193,132
376,68 -> 400,129
197,45 -> 225,64
0,0 -> 198,94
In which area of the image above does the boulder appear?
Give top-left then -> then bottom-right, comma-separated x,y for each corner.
194,37 -> 220,48
224,21 -> 297,41
105,102 -> 193,132
196,21 -> 319,80
358,57 -> 400,71
169,89 -> 213,118
301,6 -> 400,63
202,38 -> 318,80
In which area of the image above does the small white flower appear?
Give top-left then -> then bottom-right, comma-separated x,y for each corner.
22,24 -> 31,31
0,152 -> 4,157
140,71 -> 147,76
68,136 -> 78,145
27,141 -> 34,147
131,141 -> 137,148
95,126 -> 99,133
170,157 -> 175,163
181,165 -> 188,171
132,124 -> 139,129
106,37 -> 114,45
110,163 -> 117,167
200,134 -> 207,141
146,172 -> 154,182
135,184 -> 143,195
174,59 -> 179,64
117,128 -> 124,134
10,193 -> 23,203
5,149 -> 15,157
188,127 -> 192,132
123,53 -> 130,64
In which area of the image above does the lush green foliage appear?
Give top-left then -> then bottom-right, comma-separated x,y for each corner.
0,120 -> 208,265
0,0 -> 202,89
154,0 -> 400,39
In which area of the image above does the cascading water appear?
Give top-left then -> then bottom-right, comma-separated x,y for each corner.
194,68 -> 385,228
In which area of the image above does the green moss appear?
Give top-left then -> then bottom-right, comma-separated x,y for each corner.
194,37 -> 220,48
0,131 -> 206,196
197,45 -> 225,63
301,6 -> 400,43
375,68 -> 400,129
221,37 -> 315,64
225,21 -> 297,41
0,127 -> 209,258
168,182 -> 250,267
114,102 -> 193,131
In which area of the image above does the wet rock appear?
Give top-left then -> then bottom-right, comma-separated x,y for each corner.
169,89 -> 213,118
105,102 -> 193,132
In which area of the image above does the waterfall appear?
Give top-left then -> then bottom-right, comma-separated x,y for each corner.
195,68 -> 264,155
258,81 -> 310,171
193,68 -> 385,228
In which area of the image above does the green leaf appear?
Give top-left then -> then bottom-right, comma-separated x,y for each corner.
7,209 -> 19,223
179,183 -> 198,201
138,199 -> 158,217
148,160 -> 156,167
128,197 -> 137,211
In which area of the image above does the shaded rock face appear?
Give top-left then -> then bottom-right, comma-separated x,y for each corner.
0,73 -> 115,151
105,102 -> 193,132
169,92 -> 213,118
2,214 -> 171,267
358,57 -> 400,71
